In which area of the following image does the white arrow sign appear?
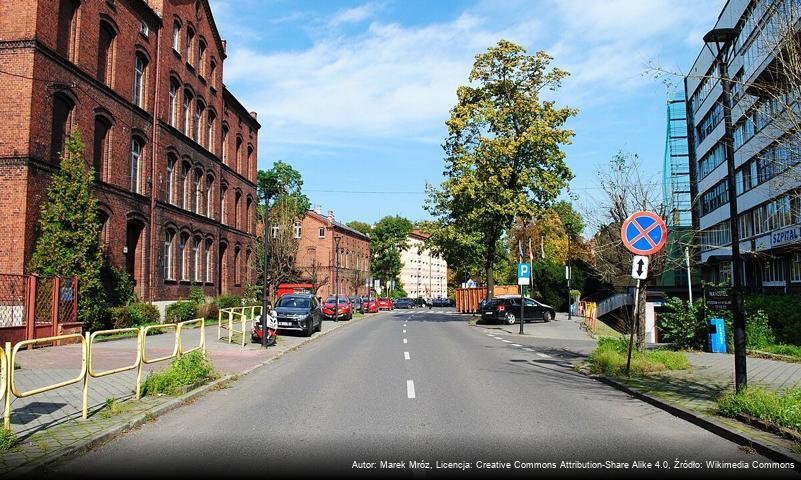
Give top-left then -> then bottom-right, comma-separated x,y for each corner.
631,255 -> 649,280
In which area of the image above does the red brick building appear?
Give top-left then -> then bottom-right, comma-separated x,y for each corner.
0,0 -> 259,303
294,209 -> 371,299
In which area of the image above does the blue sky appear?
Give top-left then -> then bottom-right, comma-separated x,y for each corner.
209,0 -> 724,227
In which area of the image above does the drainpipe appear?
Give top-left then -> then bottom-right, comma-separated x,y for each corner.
148,20 -> 163,303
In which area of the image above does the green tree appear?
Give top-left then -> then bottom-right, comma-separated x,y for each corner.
346,221 -> 373,236
371,215 -> 413,287
425,40 -> 577,300
28,132 -> 107,331
552,200 -> 585,239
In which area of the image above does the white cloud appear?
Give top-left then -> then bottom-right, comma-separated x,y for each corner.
329,3 -> 377,27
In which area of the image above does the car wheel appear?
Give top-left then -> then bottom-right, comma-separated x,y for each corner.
543,311 -> 553,322
505,312 -> 516,325
305,319 -> 314,337
315,316 -> 322,332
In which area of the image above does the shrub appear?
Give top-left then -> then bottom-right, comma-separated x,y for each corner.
658,297 -> 706,350
165,301 -> 197,323
216,294 -> 243,310
746,309 -> 775,350
196,301 -> 220,320
0,428 -> 16,451
718,386 -> 801,434
128,303 -> 160,326
189,286 -> 206,304
102,265 -> 136,307
140,351 -> 218,396
744,294 -> 801,345
109,306 -> 133,329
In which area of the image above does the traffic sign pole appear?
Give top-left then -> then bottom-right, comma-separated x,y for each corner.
626,279 -> 641,374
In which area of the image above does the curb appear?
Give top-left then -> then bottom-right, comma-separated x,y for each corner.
7,311 -> 381,478
591,374 -> 801,471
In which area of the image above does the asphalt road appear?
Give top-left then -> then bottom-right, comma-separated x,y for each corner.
49,309 -> 794,478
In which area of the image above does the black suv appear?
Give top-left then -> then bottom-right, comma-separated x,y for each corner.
256,294 -> 321,337
480,296 -> 555,325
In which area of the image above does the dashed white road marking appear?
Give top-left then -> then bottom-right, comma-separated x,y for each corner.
536,352 -> 551,358
502,340 -> 512,343
511,344 -> 522,347
404,351 -> 410,360
523,348 -> 534,352
407,380 -> 416,399
403,329 -> 406,333
403,338 -> 408,344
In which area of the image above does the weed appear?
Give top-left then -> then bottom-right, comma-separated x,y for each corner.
140,351 -> 219,397
100,398 -> 124,418
0,428 -> 16,451
587,337 -> 688,376
718,387 -> 801,435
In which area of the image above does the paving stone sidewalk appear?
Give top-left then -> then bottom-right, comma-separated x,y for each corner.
0,314 -> 372,476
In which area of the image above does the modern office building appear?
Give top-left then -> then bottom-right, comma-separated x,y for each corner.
685,0 -> 801,292
0,0 -> 259,302
399,229 -> 448,300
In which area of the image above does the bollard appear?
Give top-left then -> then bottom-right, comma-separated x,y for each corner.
3,342 -> 10,432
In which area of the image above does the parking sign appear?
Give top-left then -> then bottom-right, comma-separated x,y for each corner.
517,263 -> 531,285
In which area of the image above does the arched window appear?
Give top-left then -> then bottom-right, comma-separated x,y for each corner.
247,145 -> 254,178
205,175 -> 214,218
168,79 -> 179,127
183,90 -> 193,136
205,238 -> 213,283
198,40 -> 206,76
194,101 -> 204,144
57,0 -> 79,61
164,229 -> 175,280
180,162 -> 190,209
93,116 -> 111,181
221,126 -> 228,164
233,246 -> 241,286
246,197 -> 253,233
179,233 -> 189,281
220,184 -> 227,224
235,137 -> 242,172
165,154 -> 176,203
185,28 -> 194,65
172,20 -> 181,52
193,237 -> 202,282
51,93 -> 75,163
130,136 -> 143,193
209,59 -> 217,88
206,111 -> 215,152
234,191 -> 242,230
193,169 -> 203,214
97,22 -> 116,86
245,250 -> 252,284
133,53 -> 147,107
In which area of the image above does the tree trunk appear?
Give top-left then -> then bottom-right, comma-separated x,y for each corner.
485,235 -> 496,301
636,284 -> 647,352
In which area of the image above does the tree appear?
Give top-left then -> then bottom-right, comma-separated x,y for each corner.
346,221 -> 373,236
370,215 -> 413,287
28,131 -> 107,331
254,161 -> 311,297
302,257 -> 329,296
425,40 -> 577,301
418,217 -> 485,287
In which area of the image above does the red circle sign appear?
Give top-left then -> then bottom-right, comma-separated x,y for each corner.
620,211 -> 667,256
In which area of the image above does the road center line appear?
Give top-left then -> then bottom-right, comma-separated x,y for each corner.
523,348 -> 534,352
403,338 -> 408,344
536,352 -> 550,358
403,329 -> 406,333
404,351 -> 410,360
407,380 -> 416,399
511,344 -> 522,347
502,340 -> 512,343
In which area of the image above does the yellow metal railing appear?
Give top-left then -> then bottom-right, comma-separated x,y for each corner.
3,317 -> 210,432
217,306 -> 261,347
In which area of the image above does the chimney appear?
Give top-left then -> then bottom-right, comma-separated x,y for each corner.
250,111 -> 258,119
327,210 -> 334,225
222,39 -> 227,53
315,205 -> 322,215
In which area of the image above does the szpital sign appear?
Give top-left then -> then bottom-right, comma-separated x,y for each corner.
621,211 -> 667,256
631,255 -> 649,280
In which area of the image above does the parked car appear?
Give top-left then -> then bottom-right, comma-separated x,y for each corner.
376,297 -> 393,311
252,293 -> 321,339
322,295 -> 352,320
431,298 -> 449,307
393,298 -> 414,309
361,297 -> 378,313
413,297 -> 427,308
349,296 -> 363,314
479,296 -> 555,325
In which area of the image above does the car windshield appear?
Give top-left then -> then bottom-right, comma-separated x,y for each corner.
277,296 -> 310,308
325,297 -> 348,304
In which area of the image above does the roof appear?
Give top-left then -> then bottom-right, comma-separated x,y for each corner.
409,229 -> 430,241
305,210 -> 371,241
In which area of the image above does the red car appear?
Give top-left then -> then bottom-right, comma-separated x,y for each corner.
322,295 -> 352,320
362,297 -> 378,313
376,297 -> 393,311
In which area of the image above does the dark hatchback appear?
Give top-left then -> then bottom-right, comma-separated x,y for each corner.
393,298 -> 414,309
480,296 -> 555,325
253,294 -> 321,338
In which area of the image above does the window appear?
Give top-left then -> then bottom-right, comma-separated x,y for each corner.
194,101 -> 204,144
792,254 -> 801,283
209,60 -> 217,89
180,162 -> 190,209
247,145 -> 254,177
172,21 -> 181,52
738,212 -> 753,239
220,185 -> 227,224
318,227 -> 325,238
205,175 -> 213,218
763,258 -> 785,285
698,142 -> 725,179
271,225 -> 279,238
206,111 -> 215,151
246,197 -> 253,233
198,40 -> 206,76
139,20 -> 149,37
234,191 -> 242,229
97,22 -> 116,86
51,93 -> 74,163
166,155 -> 176,204
193,237 -> 202,282
193,169 -> 203,214
93,116 -> 111,181
235,137 -> 242,172
168,79 -> 179,127
179,233 -> 189,281
221,126 -> 228,164
234,247 -> 241,286
183,90 -> 193,136
293,222 -> 301,239
133,54 -> 146,107
701,180 -> 729,215
164,230 -> 174,280
57,0 -> 79,60
695,102 -> 723,145
700,222 -> 731,252
130,137 -> 143,193
185,28 -> 194,65
205,239 -> 213,283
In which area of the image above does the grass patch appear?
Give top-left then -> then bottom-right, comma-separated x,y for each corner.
0,428 -> 16,451
140,351 -> 219,397
587,337 -> 689,376
761,344 -> 801,358
100,398 -> 125,418
718,387 -> 801,435
592,319 -> 624,340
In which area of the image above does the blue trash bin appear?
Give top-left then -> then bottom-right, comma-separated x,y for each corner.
708,318 -> 727,353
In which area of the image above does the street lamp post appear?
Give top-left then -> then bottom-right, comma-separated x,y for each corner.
567,234 -> 572,320
704,27 -> 747,392
261,202 -> 270,349
334,235 -> 342,322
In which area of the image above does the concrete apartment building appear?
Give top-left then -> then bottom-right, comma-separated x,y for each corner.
294,209 -> 371,299
399,229 -> 447,300
0,0 -> 259,302
686,0 -> 801,292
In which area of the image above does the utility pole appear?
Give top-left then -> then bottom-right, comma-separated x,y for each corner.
567,234 -> 572,320
334,235 -> 341,322
261,198 -> 271,348
685,246 -> 693,304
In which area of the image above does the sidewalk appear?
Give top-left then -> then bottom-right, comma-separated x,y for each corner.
0,314 -> 374,476
598,351 -> 801,463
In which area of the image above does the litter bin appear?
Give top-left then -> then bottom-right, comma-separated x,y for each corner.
708,317 -> 727,353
